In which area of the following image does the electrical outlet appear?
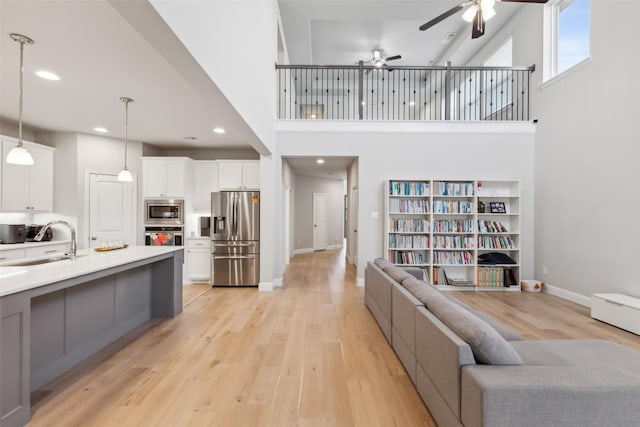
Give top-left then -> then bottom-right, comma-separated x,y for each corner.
542,266 -> 548,275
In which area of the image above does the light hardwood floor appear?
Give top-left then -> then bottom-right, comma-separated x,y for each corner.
28,249 -> 640,426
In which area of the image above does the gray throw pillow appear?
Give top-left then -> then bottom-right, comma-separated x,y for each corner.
426,294 -> 524,365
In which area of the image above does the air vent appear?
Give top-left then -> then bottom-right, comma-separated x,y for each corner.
442,32 -> 456,44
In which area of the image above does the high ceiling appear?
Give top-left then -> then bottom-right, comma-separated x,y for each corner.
278,0 -> 525,66
0,0 -> 260,150
1,0 -> 526,158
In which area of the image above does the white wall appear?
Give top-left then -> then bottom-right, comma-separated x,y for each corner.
275,121 -> 535,281
532,2 -> 640,301
150,0 -> 281,155
293,175 -> 345,252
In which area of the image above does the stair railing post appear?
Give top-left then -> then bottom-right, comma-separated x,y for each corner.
358,60 -> 364,120
445,61 -> 452,121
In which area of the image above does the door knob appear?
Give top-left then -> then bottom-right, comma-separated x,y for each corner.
91,236 -> 98,240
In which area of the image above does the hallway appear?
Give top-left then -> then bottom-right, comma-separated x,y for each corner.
29,248 -> 434,426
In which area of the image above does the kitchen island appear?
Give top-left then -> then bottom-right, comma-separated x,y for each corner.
0,246 -> 183,427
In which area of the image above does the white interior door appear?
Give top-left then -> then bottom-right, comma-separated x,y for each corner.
89,173 -> 135,248
312,192 -> 328,251
350,188 -> 358,266
284,188 -> 291,263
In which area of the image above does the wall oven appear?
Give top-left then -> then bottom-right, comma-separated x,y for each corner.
144,199 -> 184,226
144,226 -> 183,246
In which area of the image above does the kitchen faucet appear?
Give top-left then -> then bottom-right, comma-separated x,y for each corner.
35,220 -> 77,260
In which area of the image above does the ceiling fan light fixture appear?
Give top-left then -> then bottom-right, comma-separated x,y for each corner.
483,7 -> 496,21
463,5 -> 478,22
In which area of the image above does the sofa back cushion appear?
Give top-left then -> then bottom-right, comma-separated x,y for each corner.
374,258 -> 393,269
382,265 -> 413,284
426,295 -> 523,365
402,277 -> 446,304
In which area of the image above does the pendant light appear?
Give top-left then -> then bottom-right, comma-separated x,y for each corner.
117,97 -> 134,182
6,33 -> 35,166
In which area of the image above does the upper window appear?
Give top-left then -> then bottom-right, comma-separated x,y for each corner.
546,0 -> 591,79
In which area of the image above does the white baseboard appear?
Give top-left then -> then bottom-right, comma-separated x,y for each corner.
258,282 -> 273,292
327,244 -> 343,250
543,283 -> 590,307
293,248 -> 313,256
273,277 -> 283,287
357,277 -> 364,287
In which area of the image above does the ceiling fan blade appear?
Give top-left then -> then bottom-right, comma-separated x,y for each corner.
471,8 -> 485,39
384,55 -> 401,61
419,3 -> 466,31
382,64 -> 394,72
499,0 -> 548,3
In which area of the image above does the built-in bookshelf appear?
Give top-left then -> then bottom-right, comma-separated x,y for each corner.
384,179 -> 521,292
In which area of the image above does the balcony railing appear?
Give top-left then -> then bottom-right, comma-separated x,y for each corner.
276,62 -> 535,122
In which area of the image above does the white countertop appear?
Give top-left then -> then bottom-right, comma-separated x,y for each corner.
0,240 -> 71,251
0,246 -> 183,298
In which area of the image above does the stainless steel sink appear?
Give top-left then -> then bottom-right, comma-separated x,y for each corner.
0,254 -> 85,267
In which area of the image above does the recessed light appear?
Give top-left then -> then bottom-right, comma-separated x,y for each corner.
316,159 -> 325,164
94,127 -> 108,133
35,70 -> 60,81
213,127 -> 225,134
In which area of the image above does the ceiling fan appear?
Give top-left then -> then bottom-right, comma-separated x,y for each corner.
419,0 -> 548,39
366,50 -> 402,68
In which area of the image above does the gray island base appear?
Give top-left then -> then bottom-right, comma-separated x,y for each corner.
0,247 -> 183,427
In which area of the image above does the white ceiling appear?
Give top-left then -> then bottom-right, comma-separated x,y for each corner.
0,0 -> 260,150
285,156 -> 355,180
278,0 -> 526,67
0,0 -> 530,158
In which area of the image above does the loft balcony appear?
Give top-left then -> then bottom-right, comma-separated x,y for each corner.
276,62 -> 535,122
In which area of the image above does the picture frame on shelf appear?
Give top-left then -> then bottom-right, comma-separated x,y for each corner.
489,202 -> 506,214
477,200 -> 486,213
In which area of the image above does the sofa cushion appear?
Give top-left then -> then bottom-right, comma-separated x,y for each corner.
442,293 -> 522,341
402,277 -> 446,305
383,265 -> 412,283
374,258 -> 393,269
426,295 -> 524,365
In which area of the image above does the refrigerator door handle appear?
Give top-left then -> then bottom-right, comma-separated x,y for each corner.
213,255 -> 256,260
213,243 -> 255,247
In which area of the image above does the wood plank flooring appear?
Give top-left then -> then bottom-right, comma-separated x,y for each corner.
28,249 -> 640,426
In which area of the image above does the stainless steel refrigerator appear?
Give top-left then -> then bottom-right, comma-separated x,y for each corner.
211,191 -> 260,286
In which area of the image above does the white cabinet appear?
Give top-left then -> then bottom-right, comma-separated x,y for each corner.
142,157 -> 189,198
25,243 -> 69,258
218,160 -> 260,190
0,248 -> 25,262
193,161 -> 218,211
0,241 -> 70,263
1,138 -> 54,211
185,238 -> 211,283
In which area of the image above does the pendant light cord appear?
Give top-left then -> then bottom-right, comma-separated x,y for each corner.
124,99 -> 129,169
120,97 -> 133,170
18,39 -> 24,147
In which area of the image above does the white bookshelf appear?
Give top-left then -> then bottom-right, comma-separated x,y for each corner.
384,179 -> 521,292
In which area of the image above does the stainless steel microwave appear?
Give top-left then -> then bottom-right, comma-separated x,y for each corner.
144,199 -> 184,225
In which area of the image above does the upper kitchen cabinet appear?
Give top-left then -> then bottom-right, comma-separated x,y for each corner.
1,138 -> 54,212
142,157 -> 190,198
218,160 -> 260,190
193,161 -> 218,211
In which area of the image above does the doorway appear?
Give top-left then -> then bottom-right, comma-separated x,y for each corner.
88,173 -> 136,248
312,192 -> 328,251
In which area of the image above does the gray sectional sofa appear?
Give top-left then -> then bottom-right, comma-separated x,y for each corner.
365,258 -> 640,427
